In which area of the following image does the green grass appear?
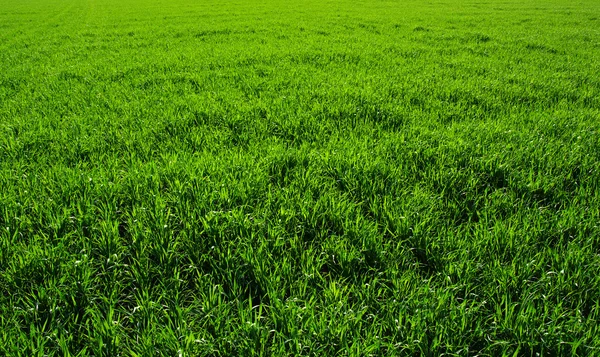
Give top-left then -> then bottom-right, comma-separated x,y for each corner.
1,0 -> 600,355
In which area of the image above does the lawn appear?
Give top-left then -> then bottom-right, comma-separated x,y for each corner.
1,0 -> 599,355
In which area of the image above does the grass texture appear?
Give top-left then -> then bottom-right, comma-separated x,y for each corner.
1,0 -> 600,355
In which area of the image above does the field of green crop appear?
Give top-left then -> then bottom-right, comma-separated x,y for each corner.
1,0 -> 600,355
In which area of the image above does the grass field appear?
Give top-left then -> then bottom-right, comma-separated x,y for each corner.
1,0 -> 600,355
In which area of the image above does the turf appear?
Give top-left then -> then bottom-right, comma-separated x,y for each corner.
1,0 -> 600,355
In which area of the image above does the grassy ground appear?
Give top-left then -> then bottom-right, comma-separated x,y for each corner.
1,0 -> 600,355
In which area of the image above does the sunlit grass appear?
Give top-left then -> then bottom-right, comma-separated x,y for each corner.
1,0 -> 599,355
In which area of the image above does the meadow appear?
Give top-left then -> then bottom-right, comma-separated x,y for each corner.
1,0 -> 600,355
